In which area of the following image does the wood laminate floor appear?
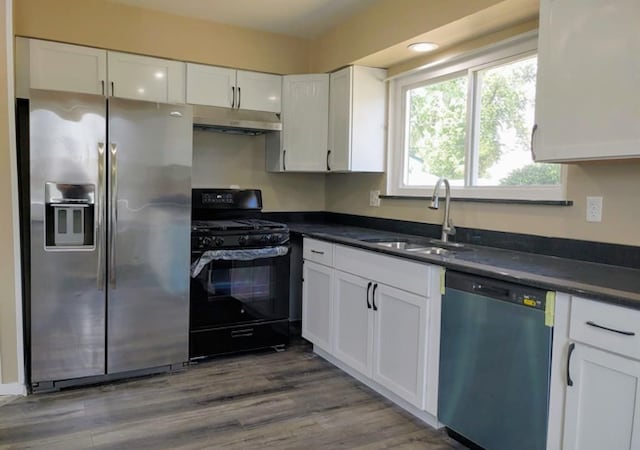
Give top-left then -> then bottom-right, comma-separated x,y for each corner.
0,340 -> 466,449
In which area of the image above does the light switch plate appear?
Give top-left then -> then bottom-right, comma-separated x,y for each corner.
586,196 -> 603,222
369,190 -> 381,207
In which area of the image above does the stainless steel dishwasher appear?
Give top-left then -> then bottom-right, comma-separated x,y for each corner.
438,271 -> 552,450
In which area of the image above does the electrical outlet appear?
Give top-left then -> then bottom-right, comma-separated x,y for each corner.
586,196 -> 603,222
369,190 -> 381,207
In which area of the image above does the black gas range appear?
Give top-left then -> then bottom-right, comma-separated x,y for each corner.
189,189 -> 290,359
191,219 -> 290,251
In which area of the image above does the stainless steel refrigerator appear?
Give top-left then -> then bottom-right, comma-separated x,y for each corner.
19,89 -> 192,391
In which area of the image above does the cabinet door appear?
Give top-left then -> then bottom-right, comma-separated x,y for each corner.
281,74 -> 329,172
328,67 -> 352,172
236,70 -> 281,113
302,261 -> 333,353
372,283 -> 427,408
29,39 -> 107,95
186,64 -> 235,108
534,0 -> 640,161
108,52 -> 185,104
563,344 -> 640,450
333,270 -> 373,377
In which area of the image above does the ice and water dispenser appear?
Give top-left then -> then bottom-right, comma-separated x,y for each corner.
45,182 -> 95,249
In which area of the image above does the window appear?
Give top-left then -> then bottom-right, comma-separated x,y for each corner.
389,33 -> 565,200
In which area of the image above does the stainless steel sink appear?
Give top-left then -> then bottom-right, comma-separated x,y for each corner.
374,241 -> 429,251
372,241 -> 452,255
428,239 -> 468,250
407,246 -> 450,256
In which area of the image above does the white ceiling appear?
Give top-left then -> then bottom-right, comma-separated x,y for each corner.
106,0 -> 380,39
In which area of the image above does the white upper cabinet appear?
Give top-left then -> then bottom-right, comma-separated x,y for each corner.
186,64 -> 282,113
328,66 -> 386,172
186,64 -> 235,108
235,70 -> 281,113
534,0 -> 640,161
270,74 -> 329,172
107,51 -> 185,104
27,39 -> 107,96
19,39 -> 185,103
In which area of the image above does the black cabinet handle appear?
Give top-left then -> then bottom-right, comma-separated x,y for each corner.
326,150 -> 331,171
586,321 -> 635,336
372,283 -> 378,311
231,86 -> 235,108
567,342 -> 575,387
111,81 -> 115,97
101,80 -> 105,96
283,150 -> 287,171
237,87 -> 241,109
310,249 -> 324,255
366,282 -> 372,309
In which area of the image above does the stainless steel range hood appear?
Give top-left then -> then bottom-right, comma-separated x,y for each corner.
192,105 -> 281,135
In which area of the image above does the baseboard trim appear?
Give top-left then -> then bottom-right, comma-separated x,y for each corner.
314,347 -> 441,429
0,383 -> 27,396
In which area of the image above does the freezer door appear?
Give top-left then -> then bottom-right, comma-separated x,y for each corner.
28,90 -> 107,383
107,99 -> 192,373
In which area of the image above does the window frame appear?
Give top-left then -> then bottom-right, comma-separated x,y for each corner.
387,31 -> 567,201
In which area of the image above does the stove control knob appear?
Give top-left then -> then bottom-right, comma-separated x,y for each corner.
271,234 -> 282,243
214,237 -> 224,247
238,235 -> 248,246
260,235 -> 271,244
201,236 -> 213,248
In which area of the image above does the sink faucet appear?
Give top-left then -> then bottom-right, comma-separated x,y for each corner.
429,178 -> 456,242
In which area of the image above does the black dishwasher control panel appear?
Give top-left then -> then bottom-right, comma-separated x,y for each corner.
446,271 -> 547,311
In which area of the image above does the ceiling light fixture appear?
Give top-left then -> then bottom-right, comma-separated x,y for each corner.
408,42 -> 439,53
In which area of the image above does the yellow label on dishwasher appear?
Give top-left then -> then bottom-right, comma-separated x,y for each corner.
545,292 -> 556,327
523,298 -> 537,307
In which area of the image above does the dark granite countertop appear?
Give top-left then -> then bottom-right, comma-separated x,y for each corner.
286,222 -> 640,310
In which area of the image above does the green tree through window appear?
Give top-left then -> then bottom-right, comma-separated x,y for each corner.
406,55 -> 560,186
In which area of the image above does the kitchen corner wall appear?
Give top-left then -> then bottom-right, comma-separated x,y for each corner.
325,161 -> 640,247
193,131 -> 326,211
0,0 -> 19,385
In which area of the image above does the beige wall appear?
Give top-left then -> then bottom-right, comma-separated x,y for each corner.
325,163 -> 640,247
310,0 -> 504,72
14,0 -> 309,74
325,20 -> 640,248
193,130 -> 325,211
1,0 -> 19,384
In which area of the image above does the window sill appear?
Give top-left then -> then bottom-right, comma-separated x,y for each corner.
379,195 -> 573,206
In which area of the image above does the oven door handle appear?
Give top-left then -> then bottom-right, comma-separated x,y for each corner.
190,246 -> 290,278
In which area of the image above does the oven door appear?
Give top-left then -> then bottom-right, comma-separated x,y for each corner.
190,248 -> 290,330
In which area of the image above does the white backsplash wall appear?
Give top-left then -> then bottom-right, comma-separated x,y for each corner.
192,129 -> 326,211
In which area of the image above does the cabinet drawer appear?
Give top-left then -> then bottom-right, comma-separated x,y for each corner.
570,297 -> 640,360
303,238 -> 333,266
334,245 -> 430,296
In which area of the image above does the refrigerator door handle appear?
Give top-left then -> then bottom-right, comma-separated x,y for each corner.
97,142 -> 106,290
109,143 -> 118,288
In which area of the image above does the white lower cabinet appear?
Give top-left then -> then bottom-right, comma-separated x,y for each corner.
301,260 -> 333,353
333,271 -> 372,376
302,238 -> 438,415
333,270 -> 427,407
563,344 -> 640,450
372,283 -> 427,407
